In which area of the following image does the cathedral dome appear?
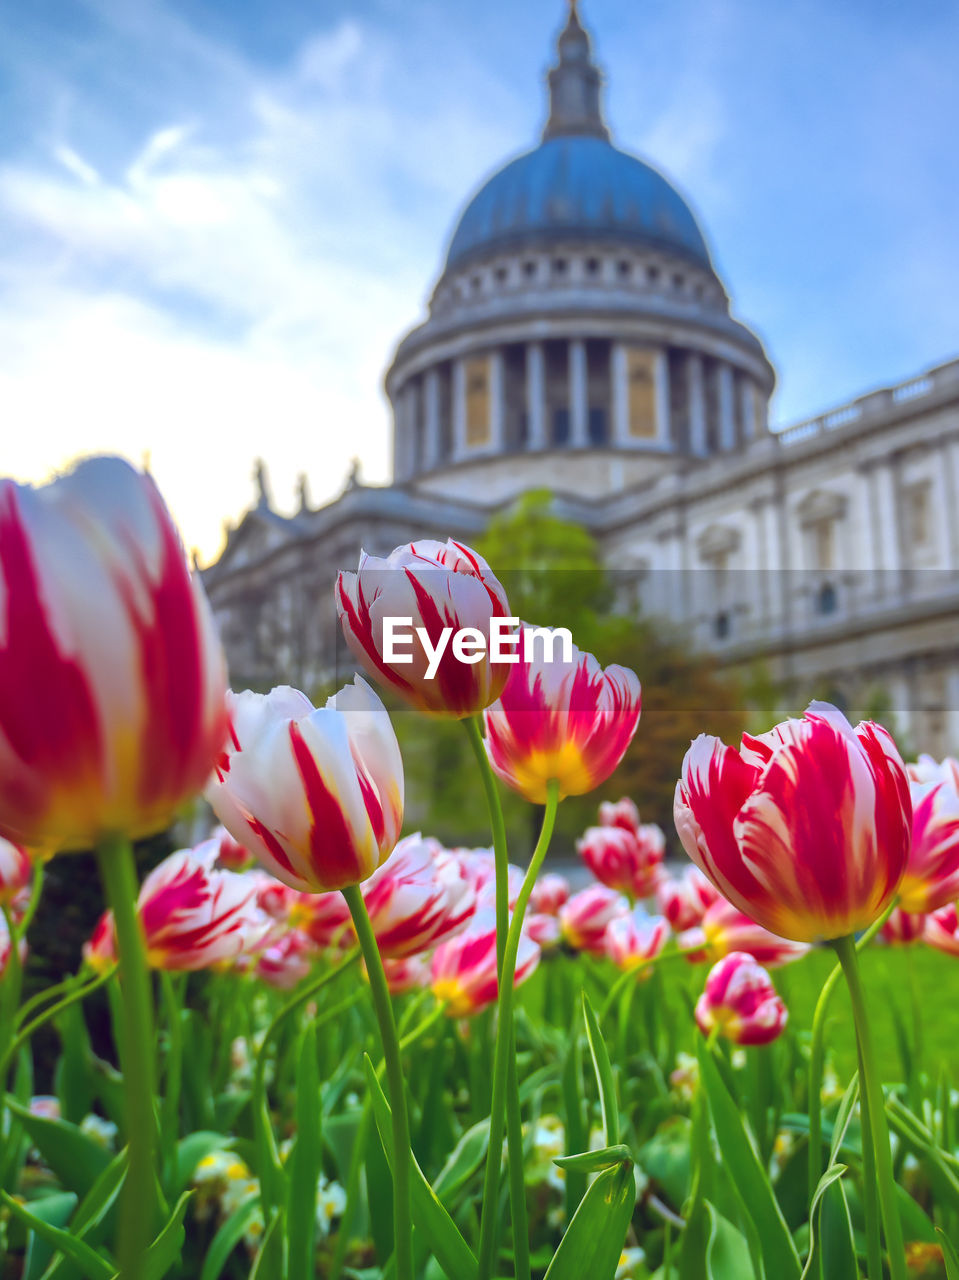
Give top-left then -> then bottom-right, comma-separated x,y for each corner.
445,136 -> 713,273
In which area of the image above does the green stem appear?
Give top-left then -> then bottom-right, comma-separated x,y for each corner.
832,933 -> 906,1280
96,835 -> 156,1280
343,884 -> 413,1280
1,966 -> 115,1080
476,780 -> 560,1280
16,858 -> 45,936
807,906 -> 892,1210
506,1042 -> 531,1280
463,717 -> 510,974
159,971 -> 183,1185
855,1037 -> 882,1280
15,973 -> 81,1029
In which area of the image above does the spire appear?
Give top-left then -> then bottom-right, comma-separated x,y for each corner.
542,1 -> 610,143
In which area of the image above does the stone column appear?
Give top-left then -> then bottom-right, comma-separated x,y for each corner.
687,353 -> 707,456
873,461 -> 901,598
853,466 -> 877,615
932,446 -> 954,571
718,362 -> 736,451
569,339 -> 588,446
489,348 -> 504,453
947,440 -> 959,570
611,342 -> 629,443
526,343 -> 546,450
424,369 -> 441,468
452,358 -> 467,460
762,496 -> 785,631
740,377 -> 756,440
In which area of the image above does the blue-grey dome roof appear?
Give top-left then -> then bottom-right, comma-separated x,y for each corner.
445,135 -> 713,272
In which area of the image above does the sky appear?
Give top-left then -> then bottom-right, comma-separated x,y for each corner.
2,0 -> 957,564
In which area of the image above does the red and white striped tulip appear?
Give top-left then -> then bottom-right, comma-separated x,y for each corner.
0,837 -> 33,918
674,702 -> 911,943
336,539 -> 512,718
605,910 -> 669,974
678,897 -> 810,968
382,954 -> 432,995
0,457 -> 228,853
136,841 -> 259,970
655,865 -> 720,932
213,827 -> 255,873
558,884 -> 629,955
881,906 -> 927,946
695,952 -> 788,1046
484,626 -> 641,803
205,677 -> 404,894
84,911 -> 117,972
898,756 -> 959,913
525,912 -> 562,950
924,904 -> 959,957
530,872 -> 571,916
254,929 -> 318,989
599,797 -> 641,832
451,847 -> 524,910
577,822 -> 665,901
361,834 -> 476,959
431,912 -> 540,1017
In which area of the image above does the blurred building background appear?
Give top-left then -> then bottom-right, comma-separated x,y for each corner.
204,2 -> 959,754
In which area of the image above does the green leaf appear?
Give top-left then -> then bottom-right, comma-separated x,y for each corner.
560,1034 -> 588,1221
696,1038 -> 802,1280
828,1075 -> 859,1166
0,1192 -> 113,1280
936,1227 -> 959,1280
173,1132 -> 232,1198
887,1096 -> 959,1213
140,1191 -> 192,1280
679,1200 -> 754,1280
553,1143 -> 632,1172
249,1211 -> 284,1280
542,1158 -> 635,1280
363,1056 -> 477,1280
199,1197 -> 262,1280
582,991 -> 619,1146
287,1025 -> 321,1280
5,1099 -> 111,1196
800,1164 -> 849,1280
820,1179 -> 858,1280
22,1192 -> 77,1280
41,1148 -> 128,1280
431,1118 -> 489,1203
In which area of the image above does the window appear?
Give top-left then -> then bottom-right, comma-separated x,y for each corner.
552,257 -> 568,277
523,260 -> 537,278
617,259 -> 632,279
553,407 -> 570,444
714,611 -> 730,640
906,482 -> 931,549
647,265 -> 661,283
672,273 -> 685,290
588,407 -> 608,444
586,257 -> 601,277
470,275 -> 482,293
816,583 -> 838,615
494,266 -> 508,284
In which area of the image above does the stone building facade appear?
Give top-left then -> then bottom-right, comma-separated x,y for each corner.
204,3 -> 959,753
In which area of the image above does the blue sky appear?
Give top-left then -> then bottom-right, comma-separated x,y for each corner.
2,0 -> 957,561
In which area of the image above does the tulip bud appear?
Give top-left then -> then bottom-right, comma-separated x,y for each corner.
529,872 -> 571,916
205,676 -> 404,894
899,756 -> 959,913
695,952 -> 788,1045
598,798 -> 641,832
604,910 -> 669,974
484,626 -> 641,803
655,865 -> 720,932
577,822 -> 665,901
336,539 -> 512,717
674,702 -> 911,943
558,884 -> 629,954
430,911 -> 540,1017
0,457 -> 228,852
255,930 -> 318,989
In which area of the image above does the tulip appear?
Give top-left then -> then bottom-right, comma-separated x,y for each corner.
898,755 -> 959,913
206,676 -> 404,894
674,702 -> 911,943
0,457 -> 228,853
382,954 -> 433,995
655,865 -> 720,932
604,910 -> 669,973
454,847 -> 524,909
84,910 -> 117,972
599,797 -> 641,832
213,827 -> 255,873
431,912 -> 540,1017
361,835 -> 476,959
525,912 -> 562,950
577,822 -> 665,901
483,625 -> 641,803
0,916 -> 26,977
254,929 -> 318,989
529,871 -> 570,916
881,906 -> 927,946
336,539 -> 512,718
695,952 -> 788,1045
679,897 -> 810,968
558,884 -> 629,955
0,837 -> 33,918
924,904 -> 959,957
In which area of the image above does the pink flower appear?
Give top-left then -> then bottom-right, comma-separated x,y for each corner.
484,626 -> 641,803
361,835 -> 476,959
678,897 -> 810,968
336,539 -> 512,718
206,677 -> 404,894
453,847 -> 524,910
559,885 -> 629,954
655,866 -> 720,932
599,798 -> 641,832
0,457 -> 228,853
604,911 -> 669,974
674,702 -> 911,942
924,904 -> 959,957
530,872 -> 570,916
84,911 -> 117,972
382,954 -> 432,995
431,913 -> 540,1017
899,756 -> 959,913
136,841 -> 259,971
526,913 -> 562,950
255,930 -> 318,989
695,952 -> 788,1046
213,827 -> 255,872
577,823 -> 665,901
0,837 -> 33,918
881,906 -> 927,946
